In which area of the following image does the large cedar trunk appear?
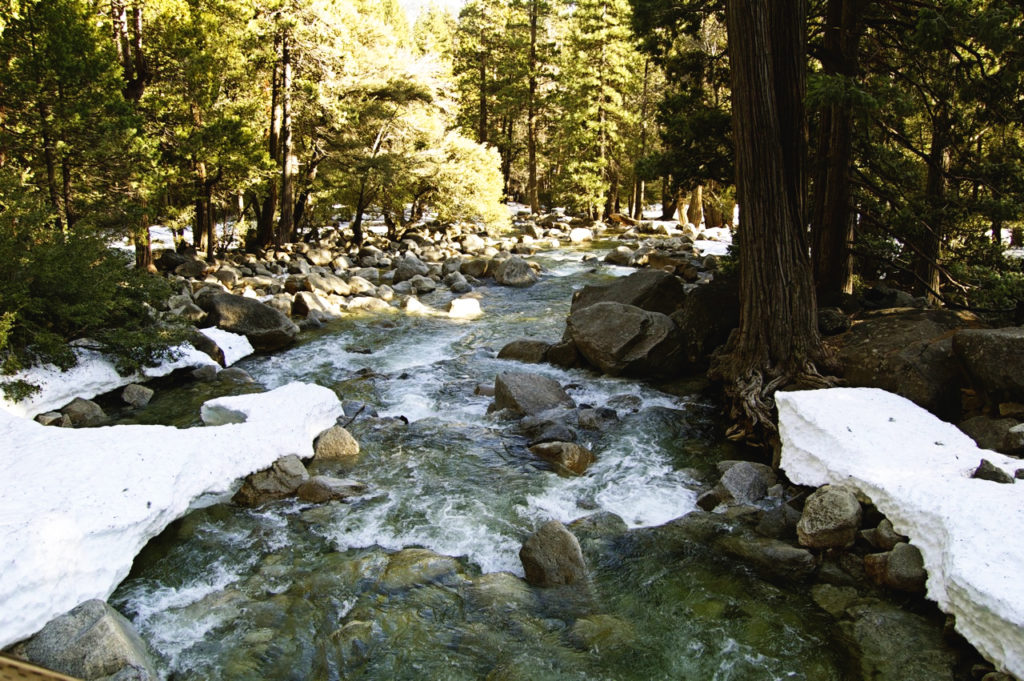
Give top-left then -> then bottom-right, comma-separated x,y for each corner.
809,0 -> 865,300
710,0 -> 831,446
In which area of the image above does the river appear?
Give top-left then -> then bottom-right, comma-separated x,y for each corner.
109,247 -> 852,680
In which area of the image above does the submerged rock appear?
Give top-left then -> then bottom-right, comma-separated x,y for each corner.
528,441 -> 595,476
379,548 -> 465,592
519,520 -> 588,587
295,476 -> 366,503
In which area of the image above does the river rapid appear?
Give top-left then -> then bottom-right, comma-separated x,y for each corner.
110,248 -> 853,680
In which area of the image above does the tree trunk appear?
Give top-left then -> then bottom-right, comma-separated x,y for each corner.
659,176 -> 675,220
477,48 -> 488,144
710,0 -> 831,446
277,33 -> 296,247
526,0 -> 540,214
256,50 -> 281,249
687,185 -> 703,227
809,0 -> 865,300
194,161 -> 209,255
916,108 -> 950,303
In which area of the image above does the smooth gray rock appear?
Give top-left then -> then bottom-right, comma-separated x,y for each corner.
497,339 -> 551,364
61,397 -> 107,427
121,384 -> 154,409
493,256 -> 538,287
25,599 -> 157,681
197,292 -> 299,352
716,461 -> 776,504
570,269 -> 685,316
567,302 -> 683,377
519,520 -> 588,587
797,485 -> 862,549
491,372 -> 574,416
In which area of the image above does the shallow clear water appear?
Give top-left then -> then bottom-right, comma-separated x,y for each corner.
111,249 -> 853,680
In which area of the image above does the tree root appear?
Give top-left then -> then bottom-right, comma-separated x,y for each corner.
722,361 -> 840,450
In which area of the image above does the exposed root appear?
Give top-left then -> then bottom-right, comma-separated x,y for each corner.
722,361 -> 840,450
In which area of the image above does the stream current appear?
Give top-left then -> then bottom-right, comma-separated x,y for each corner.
110,248 -> 851,680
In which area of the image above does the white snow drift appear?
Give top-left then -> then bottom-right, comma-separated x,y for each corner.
0,382 -> 343,649
777,387 -> 1024,678
0,329 -> 254,419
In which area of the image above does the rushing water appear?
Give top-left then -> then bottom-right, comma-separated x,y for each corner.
111,249 -> 853,680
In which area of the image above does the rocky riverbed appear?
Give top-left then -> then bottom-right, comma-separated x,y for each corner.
2,210 -> 1021,680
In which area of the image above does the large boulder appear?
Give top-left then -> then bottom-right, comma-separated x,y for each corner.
570,269 -> 686,317
796,485 -> 862,549
670,275 -> 740,370
953,328 -> 1024,404
491,372 -> 574,416
493,256 -> 538,287
497,339 -> 551,364
519,520 -> 588,587
61,397 -> 107,427
24,599 -> 157,681
393,255 -> 430,283
566,302 -> 683,377
830,308 -> 981,419
197,292 -> 300,352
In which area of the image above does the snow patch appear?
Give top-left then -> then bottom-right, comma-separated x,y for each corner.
0,330 -> 253,419
777,387 -> 1024,678
0,382 -> 343,649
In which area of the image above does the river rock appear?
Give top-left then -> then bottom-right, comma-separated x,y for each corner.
314,425 -> 361,461
121,384 -> 154,409
519,520 -> 588,587
831,308 -> 980,419
714,533 -> 817,581
61,397 -> 107,427
232,455 -> 309,506
493,256 -> 538,287
953,328 -> 1024,404
577,406 -> 618,431
958,415 -> 1020,452
24,599 -> 157,681
860,519 -> 906,551
568,227 -> 593,243
604,246 -> 634,266
35,411 -> 71,427
842,601 -> 957,681
796,485 -> 862,549
570,269 -> 685,316
460,258 -> 490,278
379,548 -> 465,592
715,460 -> 776,504
448,297 -> 482,319
491,372 -> 574,416
972,458 -> 1015,484
464,572 -> 536,614
197,292 -> 299,352
568,614 -> 635,651
566,302 -> 683,377
864,541 -> 927,592
296,476 -> 366,503
497,339 -> 551,364
528,441 -> 595,476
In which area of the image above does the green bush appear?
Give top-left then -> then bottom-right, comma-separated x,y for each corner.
0,215 -> 189,400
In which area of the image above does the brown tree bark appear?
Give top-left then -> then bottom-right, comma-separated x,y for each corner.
687,185 -> 703,227
710,0 -> 832,446
915,107 -> 950,303
526,0 -> 540,214
255,46 -> 282,249
277,33 -> 296,247
809,0 -> 866,300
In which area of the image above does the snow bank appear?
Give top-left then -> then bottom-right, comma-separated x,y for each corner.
0,382 -> 343,649
777,387 -> 1024,677
0,330 -> 253,419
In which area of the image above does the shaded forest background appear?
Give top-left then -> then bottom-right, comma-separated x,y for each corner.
2,0 -> 1024,395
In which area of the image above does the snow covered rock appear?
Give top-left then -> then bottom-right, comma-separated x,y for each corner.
777,387 -> 1024,678
0,382 -> 343,649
